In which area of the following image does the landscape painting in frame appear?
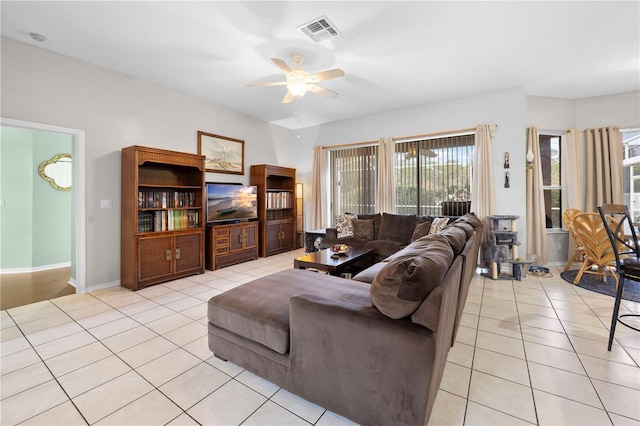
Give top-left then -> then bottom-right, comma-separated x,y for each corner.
198,131 -> 244,174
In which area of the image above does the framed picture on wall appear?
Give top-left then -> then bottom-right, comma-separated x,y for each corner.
197,131 -> 244,174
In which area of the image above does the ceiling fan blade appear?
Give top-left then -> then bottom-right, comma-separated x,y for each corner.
271,58 -> 292,74
282,90 -> 295,104
246,81 -> 287,87
307,84 -> 338,99
308,68 -> 345,83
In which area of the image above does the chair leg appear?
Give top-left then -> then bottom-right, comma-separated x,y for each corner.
573,260 -> 591,284
608,275 -> 626,351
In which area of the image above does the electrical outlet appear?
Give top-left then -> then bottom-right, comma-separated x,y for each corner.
100,200 -> 112,209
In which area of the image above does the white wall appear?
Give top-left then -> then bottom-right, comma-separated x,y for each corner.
1,36 -> 294,289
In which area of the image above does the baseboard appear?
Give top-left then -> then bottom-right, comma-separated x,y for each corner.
85,280 -> 120,293
0,262 -> 72,275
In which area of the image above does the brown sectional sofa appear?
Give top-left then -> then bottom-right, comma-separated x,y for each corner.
207,213 -> 482,425
319,212 -> 458,262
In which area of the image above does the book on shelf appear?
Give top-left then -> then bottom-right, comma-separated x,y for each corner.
137,191 -> 197,209
266,191 -> 292,209
137,210 -> 200,233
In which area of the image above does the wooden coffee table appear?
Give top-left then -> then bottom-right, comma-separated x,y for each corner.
294,247 -> 374,277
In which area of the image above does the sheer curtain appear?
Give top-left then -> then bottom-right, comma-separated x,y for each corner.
471,124 -> 496,265
376,137 -> 395,213
309,146 -> 327,230
563,127 -> 622,212
526,127 -> 547,264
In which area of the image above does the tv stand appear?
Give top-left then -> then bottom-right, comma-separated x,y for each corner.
205,221 -> 258,270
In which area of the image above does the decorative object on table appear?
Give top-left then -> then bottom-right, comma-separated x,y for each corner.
331,244 -> 349,256
197,131 -> 244,174
504,171 -> 510,188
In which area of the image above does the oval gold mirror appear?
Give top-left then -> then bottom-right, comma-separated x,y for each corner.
39,153 -> 72,191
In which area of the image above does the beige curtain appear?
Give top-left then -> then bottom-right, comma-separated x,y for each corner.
309,146 -> 327,230
471,124 -> 496,265
562,129 -> 584,210
526,127 -> 547,264
563,127 -> 622,212
376,137 -> 395,213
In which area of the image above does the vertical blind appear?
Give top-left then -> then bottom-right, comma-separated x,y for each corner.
329,145 -> 378,220
395,134 -> 475,216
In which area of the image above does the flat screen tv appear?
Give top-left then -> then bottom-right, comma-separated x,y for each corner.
206,183 -> 258,224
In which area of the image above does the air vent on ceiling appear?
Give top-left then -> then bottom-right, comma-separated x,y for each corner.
298,16 -> 340,43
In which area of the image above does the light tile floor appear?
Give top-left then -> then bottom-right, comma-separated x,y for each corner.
2,249 -> 639,425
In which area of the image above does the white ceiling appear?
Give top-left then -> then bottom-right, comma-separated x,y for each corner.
2,1 -> 639,129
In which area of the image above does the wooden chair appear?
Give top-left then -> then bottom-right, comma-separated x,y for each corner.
572,212 -> 619,286
597,204 -> 640,351
562,208 -> 585,272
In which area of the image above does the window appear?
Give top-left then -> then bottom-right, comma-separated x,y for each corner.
395,134 -> 474,216
622,129 -> 640,219
539,133 -> 562,228
329,145 -> 378,221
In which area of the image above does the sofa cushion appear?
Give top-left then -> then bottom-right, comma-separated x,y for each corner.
370,234 -> 454,319
453,212 -> 482,229
378,213 -> 417,243
208,269 -> 371,355
336,213 -> 358,238
450,221 -> 474,238
352,260 -> 388,284
429,217 -> 450,234
439,226 -> 468,255
352,219 -> 374,240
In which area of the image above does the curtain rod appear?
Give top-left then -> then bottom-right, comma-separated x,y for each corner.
321,126 -> 479,149
394,126 -> 477,142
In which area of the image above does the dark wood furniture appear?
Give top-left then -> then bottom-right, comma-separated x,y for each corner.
294,247 -> 374,277
205,222 -> 258,270
250,164 -> 296,257
121,146 -> 205,290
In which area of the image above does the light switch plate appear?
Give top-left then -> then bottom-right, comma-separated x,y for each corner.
100,200 -> 112,208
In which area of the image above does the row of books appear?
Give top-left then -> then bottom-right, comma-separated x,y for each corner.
138,191 -> 198,209
138,210 -> 200,233
266,191 -> 293,209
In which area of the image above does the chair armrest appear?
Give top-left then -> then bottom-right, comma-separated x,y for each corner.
288,294 -> 434,426
325,227 -> 338,239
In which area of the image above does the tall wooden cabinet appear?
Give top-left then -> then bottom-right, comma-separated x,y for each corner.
121,146 -> 205,290
250,164 -> 297,257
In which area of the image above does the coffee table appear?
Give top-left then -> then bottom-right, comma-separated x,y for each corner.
294,247 -> 374,277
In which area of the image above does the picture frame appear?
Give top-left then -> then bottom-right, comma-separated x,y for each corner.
197,131 -> 244,174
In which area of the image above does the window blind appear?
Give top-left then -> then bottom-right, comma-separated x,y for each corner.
329,145 -> 378,221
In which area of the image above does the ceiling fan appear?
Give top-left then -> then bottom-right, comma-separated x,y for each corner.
247,54 -> 345,104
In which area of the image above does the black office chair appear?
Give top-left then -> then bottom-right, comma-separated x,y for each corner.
597,204 -> 640,351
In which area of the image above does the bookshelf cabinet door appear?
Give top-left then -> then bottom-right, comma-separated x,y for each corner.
174,231 -> 203,274
138,235 -> 173,283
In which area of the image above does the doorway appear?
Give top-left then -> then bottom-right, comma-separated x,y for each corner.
0,118 -> 86,309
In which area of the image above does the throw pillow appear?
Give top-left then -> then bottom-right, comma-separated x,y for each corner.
335,213 -> 358,238
411,221 -> 432,242
352,219 -> 374,240
429,217 -> 450,234
370,234 -> 454,319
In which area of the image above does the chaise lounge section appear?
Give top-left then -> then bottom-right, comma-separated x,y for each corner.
207,213 -> 482,425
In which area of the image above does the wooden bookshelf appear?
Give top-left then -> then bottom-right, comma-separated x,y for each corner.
121,146 -> 205,290
250,164 -> 296,257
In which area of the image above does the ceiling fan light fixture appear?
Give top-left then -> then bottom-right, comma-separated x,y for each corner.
287,82 -> 308,97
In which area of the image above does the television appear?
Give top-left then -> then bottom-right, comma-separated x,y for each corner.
206,183 -> 258,224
